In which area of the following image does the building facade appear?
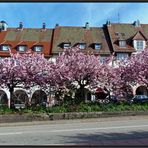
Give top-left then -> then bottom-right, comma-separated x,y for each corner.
0,20 -> 147,107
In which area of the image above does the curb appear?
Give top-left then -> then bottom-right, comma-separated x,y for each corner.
0,113 -> 49,123
47,111 -> 148,120
1,111 -> 148,123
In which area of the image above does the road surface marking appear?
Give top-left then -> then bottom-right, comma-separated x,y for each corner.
0,132 -> 22,136
42,124 -> 148,133
1,124 -> 148,136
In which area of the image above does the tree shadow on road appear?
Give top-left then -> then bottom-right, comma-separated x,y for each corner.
60,130 -> 148,145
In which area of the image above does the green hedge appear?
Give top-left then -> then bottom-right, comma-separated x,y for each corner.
1,102 -> 148,114
46,102 -> 148,113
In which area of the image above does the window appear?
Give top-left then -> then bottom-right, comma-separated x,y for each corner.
17,45 -> 27,52
1,45 -> 10,51
119,40 -> 126,47
136,40 -> 143,50
79,43 -> 86,49
63,43 -> 71,49
115,32 -> 120,36
34,46 -> 43,52
95,43 -> 101,50
116,53 -> 129,60
99,56 -> 107,63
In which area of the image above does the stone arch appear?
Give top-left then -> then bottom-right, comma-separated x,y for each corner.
0,90 -> 8,106
12,90 -> 29,105
136,85 -> 148,96
31,89 -> 47,106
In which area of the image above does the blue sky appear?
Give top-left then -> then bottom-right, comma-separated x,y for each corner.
0,3 -> 148,28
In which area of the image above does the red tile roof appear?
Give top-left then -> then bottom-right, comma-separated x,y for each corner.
52,26 -> 111,56
0,28 -> 53,57
106,23 -> 148,53
1,22 -> 148,58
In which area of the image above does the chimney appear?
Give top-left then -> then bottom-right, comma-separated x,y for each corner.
0,21 -> 8,31
55,23 -> 59,27
134,20 -> 140,27
42,23 -> 46,29
19,22 -> 23,29
85,22 -> 90,29
106,20 -> 111,26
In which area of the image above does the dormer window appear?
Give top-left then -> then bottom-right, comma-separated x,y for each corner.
17,45 -> 27,52
119,40 -> 126,48
33,45 -> 43,52
136,40 -> 144,50
133,40 -> 145,51
1,45 -> 10,51
94,43 -> 101,50
79,43 -> 86,49
63,43 -> 71,49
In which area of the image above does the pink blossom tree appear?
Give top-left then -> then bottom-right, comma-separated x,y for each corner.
0,50 -> 51,107
53,47 -> 102,102
0,56 -> 27,106
95,55 -> 130,102
15,50 -> 51,88
112,49 -> 148,100
96,56 -> 119,97
128,49 -> 148,87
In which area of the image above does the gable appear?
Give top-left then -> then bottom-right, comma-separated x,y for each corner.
132,31 -> 147,41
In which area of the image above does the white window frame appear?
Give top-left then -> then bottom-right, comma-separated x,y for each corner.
34,46 -> 43,52
18,45 -> 27,52
136,40 -> 144,50
63,43 -> 71,49
95,43 -> 101,50
119,40 -> 126,48
1,45 -> 10,51
116,53 -> 129,60
133,40 -> 145,51
79,43 -> 86,49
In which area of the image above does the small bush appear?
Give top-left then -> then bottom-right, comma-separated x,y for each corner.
76,103 -> 92,112
46,105 -> 67,113
0,106 -> 13,114
89,104 -> 102,112
25,106 -> 47,113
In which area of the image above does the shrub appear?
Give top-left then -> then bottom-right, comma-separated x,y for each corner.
89,103 -> 102,112
0,106 -> 13,114
27,106 -> 47,113
1,101 -> 148,114
76,102 -> 92,112
103,103 -> 117,112
47,105 -> 67,113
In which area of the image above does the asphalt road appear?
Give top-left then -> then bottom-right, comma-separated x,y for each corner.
1,116 -> 148,145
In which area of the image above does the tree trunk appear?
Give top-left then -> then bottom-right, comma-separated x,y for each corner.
76,86 -> 86,103
9,87 -> 14,109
